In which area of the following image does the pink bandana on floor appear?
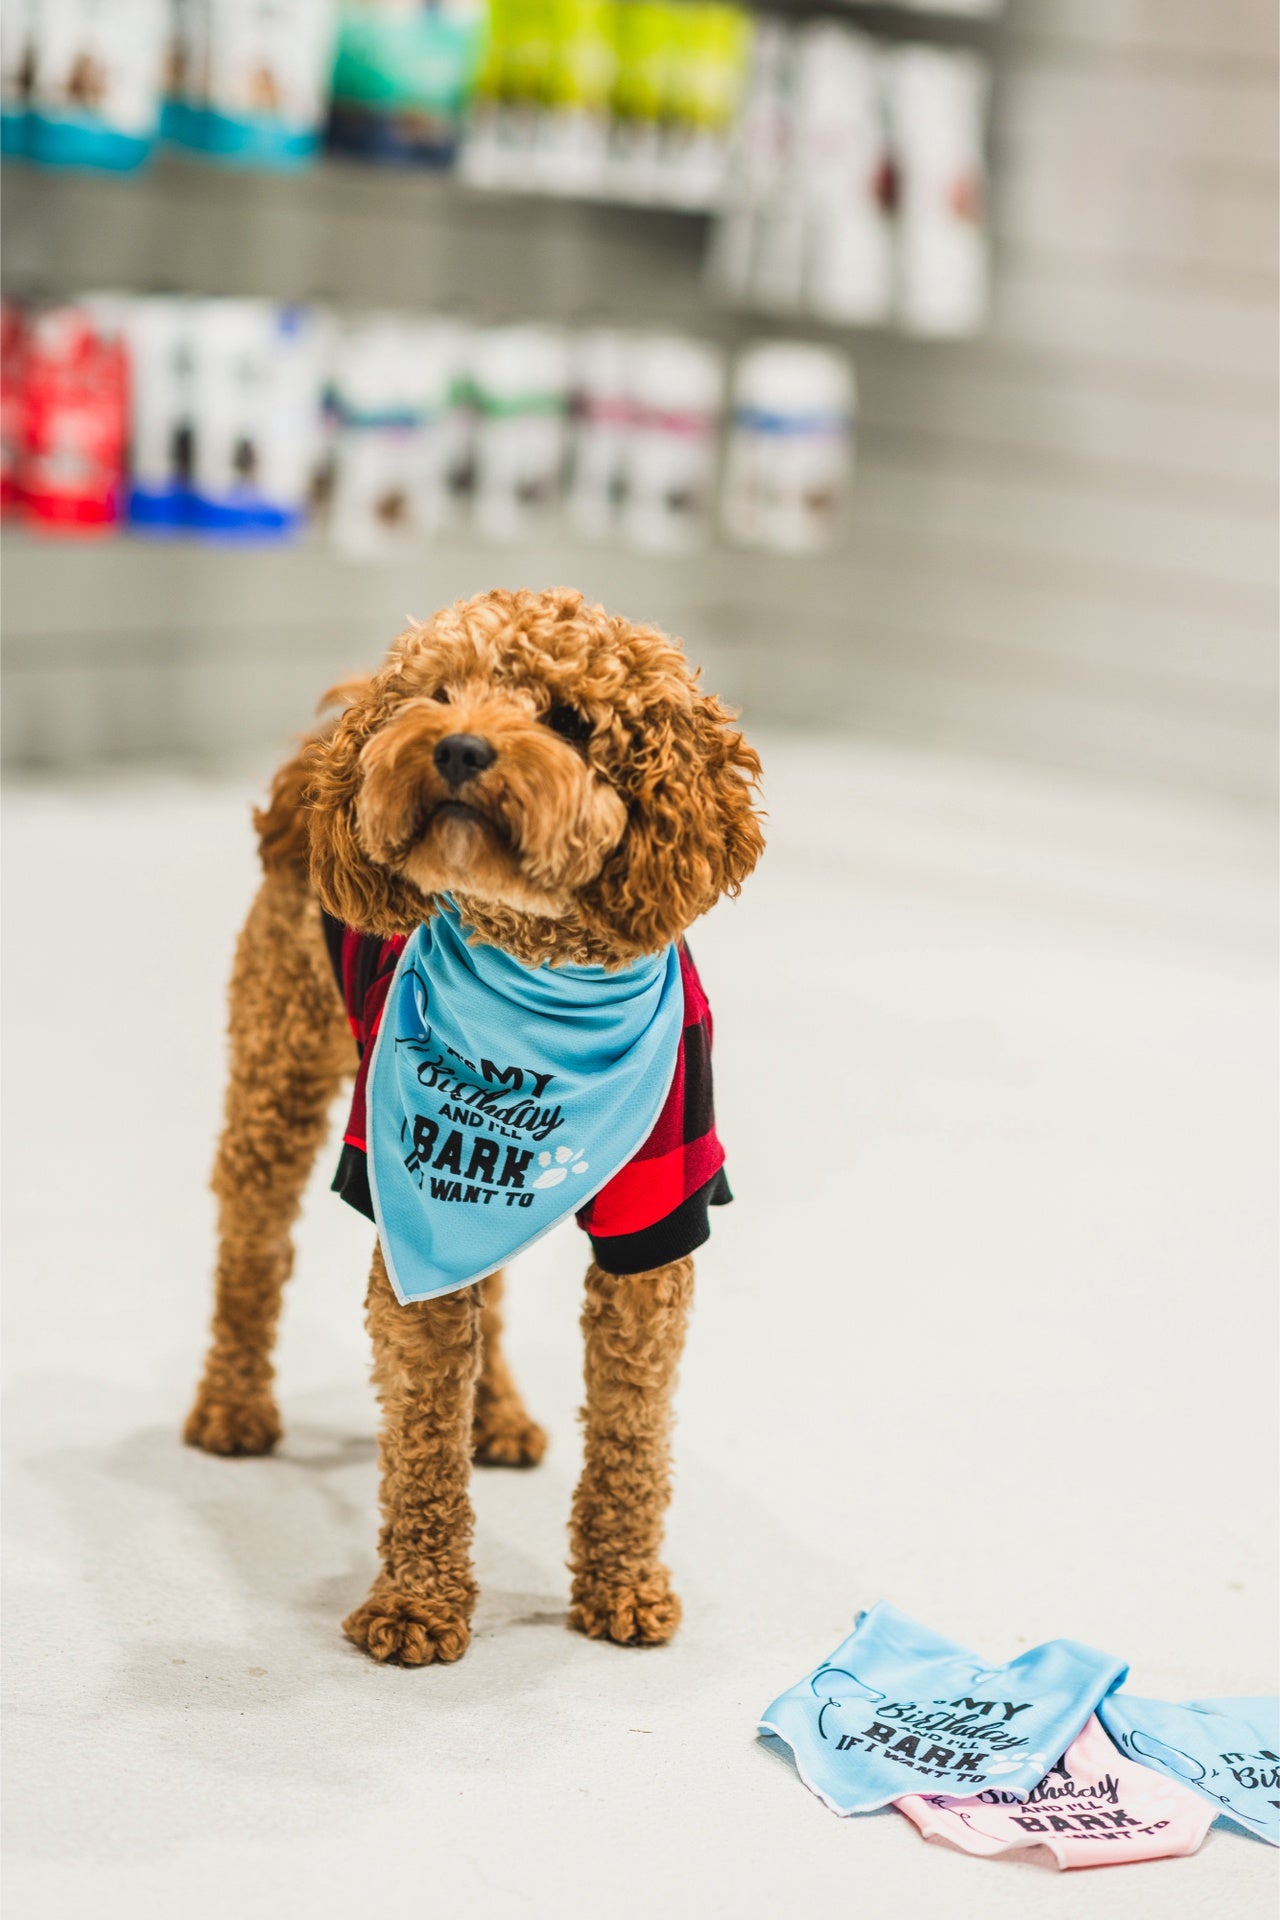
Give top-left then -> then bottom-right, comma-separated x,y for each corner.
894,1715 -> 1216,1869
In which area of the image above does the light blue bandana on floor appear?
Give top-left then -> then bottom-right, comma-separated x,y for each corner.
758,1602 -> 1128,1815
367,898 -> 683,1303
1099,1693 -> 1280,1845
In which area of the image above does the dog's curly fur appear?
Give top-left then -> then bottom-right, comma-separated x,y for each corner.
185,587 -> 763,1662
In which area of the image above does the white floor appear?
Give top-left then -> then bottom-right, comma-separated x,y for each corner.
3,737 -> 1277,1920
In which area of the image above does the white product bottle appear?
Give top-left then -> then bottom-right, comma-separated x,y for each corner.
708,21 -> 792,311
201,0 -> 338,163
885,46 -> 991,338
722,341 -> 855,553
329,316 -> 456,557
620,334 -> 723,553
793,25 -> 893,327
30,0 -> 169,167
471,324 -> 569,544
188,297 -> 322,537
432,318 -> 475,531
122,294 -> 195,530
1,0 -> 36,147
566,328 -> 631,542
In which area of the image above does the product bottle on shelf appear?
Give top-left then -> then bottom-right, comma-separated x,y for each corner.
620,333 -> 722,552
327,0 -> 485,167
187,298 -> 326,539
739,23 -> 806,313
659,3 -> 751,211
329,316 -> 465,555
704,17 -> 789,307
566,326 -> 631,540
164,0 -> 339,167
471,323 -> 569,542
795,24 -> 893,328
0,0 -> 35,155
28,0 -> 168,171
17,302 -> 130,533
1,301 -> 30,514
722,341 -> 855,553
123,295 -> 197,533
608,0 -> 669,204
534,0 -> 616,197
885,44 -> 990,338
460,0 -> 553,189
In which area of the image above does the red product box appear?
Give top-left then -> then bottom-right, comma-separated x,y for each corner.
0,301 -> 28,518
18,306 -> 129,533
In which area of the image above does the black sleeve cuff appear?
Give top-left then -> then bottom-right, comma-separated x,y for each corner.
587,1166 -> 732,1276
332,1142 -> 376,1223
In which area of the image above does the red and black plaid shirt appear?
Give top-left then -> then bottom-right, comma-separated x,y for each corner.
321,913 -> 731,1276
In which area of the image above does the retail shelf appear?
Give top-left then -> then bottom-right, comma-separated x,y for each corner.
0,523 -> 835,647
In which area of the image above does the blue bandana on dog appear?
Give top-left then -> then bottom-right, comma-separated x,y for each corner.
367,898 -> 683,1303
1099,1693 -> 1280,1845
758,1603 -> 1128,1815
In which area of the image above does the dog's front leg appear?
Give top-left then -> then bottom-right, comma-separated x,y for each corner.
343,1247 -> 481,1665
569,1257 -> 694,1647
185,878 -> 351,1458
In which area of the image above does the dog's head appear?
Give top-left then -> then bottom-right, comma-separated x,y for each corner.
307,588 -> 763,966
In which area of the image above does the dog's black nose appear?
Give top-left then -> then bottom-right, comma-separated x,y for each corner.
433,733 -> 497,789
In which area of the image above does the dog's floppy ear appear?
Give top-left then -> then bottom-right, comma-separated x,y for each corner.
307,674 -> 425,936
585,684 -> 764,954
254,679 -> 376,882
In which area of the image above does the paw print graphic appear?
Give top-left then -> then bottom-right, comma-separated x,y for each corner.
986,1753 -> 1046,1778
531,1146 -> 590,1189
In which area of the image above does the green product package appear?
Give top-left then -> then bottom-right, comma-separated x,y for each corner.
546,0 -> 618,112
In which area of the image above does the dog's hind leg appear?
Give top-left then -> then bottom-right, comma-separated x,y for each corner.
471,1271 -> 548,1466
185,876 -> 351,1457
568,1257 -> 694,1646
343,1249 -> 480,1664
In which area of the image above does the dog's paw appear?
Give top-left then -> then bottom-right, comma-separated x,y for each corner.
472,1403 -> 548,1468
343,1586 -> 472,1666
569,1569 -> 682,1647
183,1389 -> 281,1457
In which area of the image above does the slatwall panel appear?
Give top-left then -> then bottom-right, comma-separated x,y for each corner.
2,0 -> 1276,800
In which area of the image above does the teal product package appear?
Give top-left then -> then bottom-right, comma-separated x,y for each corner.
759,1602 -> 1128,1815
328,0 -> 487,164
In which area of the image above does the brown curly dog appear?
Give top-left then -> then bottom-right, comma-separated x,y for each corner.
185,587 -> 763,1666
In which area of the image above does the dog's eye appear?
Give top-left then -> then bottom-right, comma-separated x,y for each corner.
431,689 -> 450,705
543,704 -> 593,747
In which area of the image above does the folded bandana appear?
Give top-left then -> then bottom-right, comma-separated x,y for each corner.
332,898 -> 687,1303
894,1713 -> 1215,1868
758,1603 -> 1128,1815
1098,1693 -> 1280,1846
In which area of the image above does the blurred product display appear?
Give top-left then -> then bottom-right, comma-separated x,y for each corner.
709,23 -> 990,337
0,4 -> 993,338
0,293 -> 856,553
461,0 -> 751,207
